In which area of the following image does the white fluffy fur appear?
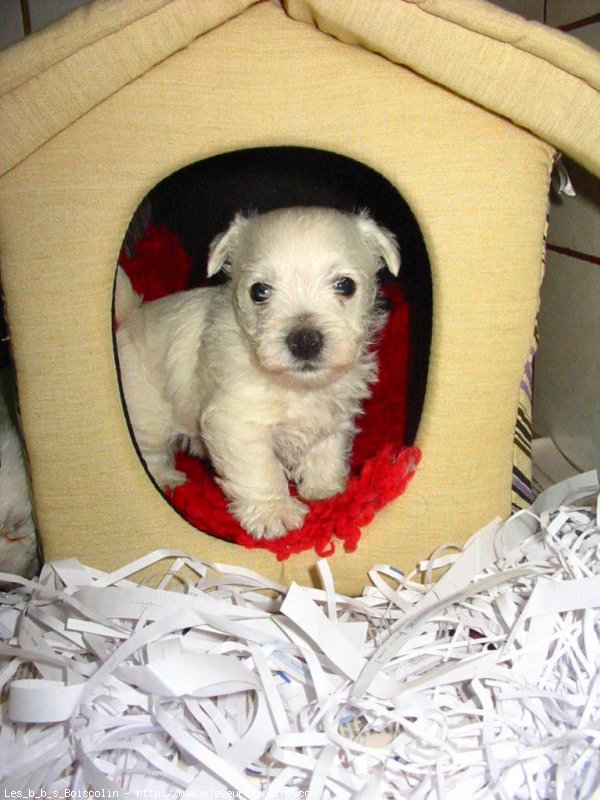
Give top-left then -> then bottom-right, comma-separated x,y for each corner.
115,207 -> 399,540
0,407 -> 38,580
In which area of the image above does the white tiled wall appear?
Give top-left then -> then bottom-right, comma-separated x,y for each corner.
2,0 -> 599,472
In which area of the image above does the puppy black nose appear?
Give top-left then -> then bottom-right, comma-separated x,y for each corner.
286,327 -> 324,361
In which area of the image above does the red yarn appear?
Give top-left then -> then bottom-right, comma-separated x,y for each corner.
119,223 -> 193,301
119,223 -> 420,559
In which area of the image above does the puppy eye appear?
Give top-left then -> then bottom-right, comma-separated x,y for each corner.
250,282 -> 273,303
333,277 -> 357,297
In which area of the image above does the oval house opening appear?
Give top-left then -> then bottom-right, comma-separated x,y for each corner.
113,147 -> 432,555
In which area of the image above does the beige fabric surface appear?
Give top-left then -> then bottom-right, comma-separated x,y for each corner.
0,0 -> 261,175
283,0 -> 600,178
2,0 -> 599,179
0,0 -> 580,592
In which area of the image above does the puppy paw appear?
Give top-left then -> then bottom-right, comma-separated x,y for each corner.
298,474 -> 347,502
296,433 -> 351,502
232,496 -> 309,540
186,435 -> 207,459
154,466 -> 187,491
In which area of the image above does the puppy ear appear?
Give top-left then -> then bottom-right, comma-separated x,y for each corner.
206,213 -> 250,277
356,211 -> 401,277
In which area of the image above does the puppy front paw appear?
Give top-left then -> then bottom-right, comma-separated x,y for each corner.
298,474 -> 347,502
296,433 -> 350,502
232,496 -> 309,540
151,464 -> 187,491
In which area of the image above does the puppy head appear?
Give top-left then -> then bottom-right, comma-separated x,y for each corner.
207,207 -> 400,387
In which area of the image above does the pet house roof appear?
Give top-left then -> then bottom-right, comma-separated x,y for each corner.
0,0 -> 600,179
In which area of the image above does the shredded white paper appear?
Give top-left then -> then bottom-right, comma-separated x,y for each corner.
1,471 -> 599,798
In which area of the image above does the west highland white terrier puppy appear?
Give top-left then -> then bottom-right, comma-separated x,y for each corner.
115,207 -> 400,540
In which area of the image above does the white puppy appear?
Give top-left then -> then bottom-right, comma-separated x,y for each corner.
115,207 -> 400,540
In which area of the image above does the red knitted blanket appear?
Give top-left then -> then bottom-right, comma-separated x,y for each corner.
119,223 -> 420,559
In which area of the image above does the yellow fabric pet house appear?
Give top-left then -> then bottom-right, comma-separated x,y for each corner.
1,0 -> 599,594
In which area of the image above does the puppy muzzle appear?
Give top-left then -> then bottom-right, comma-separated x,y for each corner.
286,326 -> 324,363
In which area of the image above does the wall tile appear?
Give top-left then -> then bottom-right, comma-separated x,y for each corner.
546,0 -> 600,27
28,0 -> 91,32
533,253 -> 600,470
548,160 -> 600,259
568,21 -> 600,49
0,0 -> 24,51
487,0 -> 545,20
